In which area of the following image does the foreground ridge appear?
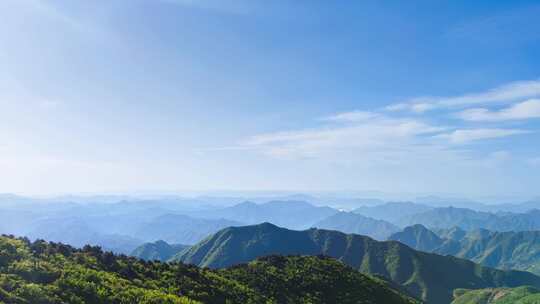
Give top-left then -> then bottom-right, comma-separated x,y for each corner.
0,234 -> 418,304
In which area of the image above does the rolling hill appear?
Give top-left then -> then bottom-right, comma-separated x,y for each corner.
175,223 -> 540,304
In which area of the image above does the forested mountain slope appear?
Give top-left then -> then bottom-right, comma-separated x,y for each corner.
0,234 -> 418,304
176,223 -> 540,304
130,240 -> 189,261
390,225 -> 540,275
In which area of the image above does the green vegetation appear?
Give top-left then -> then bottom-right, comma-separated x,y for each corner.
0,234 -> 417,304
389,225 -> 540,275
451,286 -> 540,304
176,223 -> 540,304
388,224 -> 444,252
220,255 -> 419,304
130,240 -> 189,261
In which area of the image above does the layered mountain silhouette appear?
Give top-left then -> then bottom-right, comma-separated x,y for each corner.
353,202 -> 433,223
398,207 -> 540,231
188,200 -> 338,229
134,214 -> 242,244
313,211 -> 400,240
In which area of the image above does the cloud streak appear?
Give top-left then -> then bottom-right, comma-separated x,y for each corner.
243,116 -> 446,159
387,80 -> 540,113
241,111 -> 529,160
322,111 -> 379,122
457,99 -> 540,121
435,128 -> 530,144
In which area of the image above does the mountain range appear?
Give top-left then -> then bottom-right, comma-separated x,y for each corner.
389,224 -> 540,275
5,193 -> 540,249
130,240 -> 189,261
353,202 -> 433,223
175,222 -> 540,304
133,214 -> 243,244
397,207 -> 540,231
188,200 -> 338,229
313,211 -> 400,240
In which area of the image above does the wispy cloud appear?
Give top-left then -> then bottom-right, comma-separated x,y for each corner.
435,128 -> 530,144
242,118 -> 528,161
386,80 -> 540,113
210,77 -> 540,193
457,98 -> 540,122
243,116 -> 445,159
158,0 -> 255,15
322,111 -> 379,122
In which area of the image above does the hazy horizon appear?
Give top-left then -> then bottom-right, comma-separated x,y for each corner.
2,190 -> 538,206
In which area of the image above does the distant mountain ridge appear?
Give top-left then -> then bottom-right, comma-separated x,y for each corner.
175,223 -> 540,304
353,202 -> 433,224
389,224 -> 445,252
134,214 -> 243,244
389,225 -> 540,275
313,211 -> 400,240
399,207 -> 540,231
188,200 -> 338,229
130,240 -> 189,261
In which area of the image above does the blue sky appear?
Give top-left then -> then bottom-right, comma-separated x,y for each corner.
1,0 -> 540,197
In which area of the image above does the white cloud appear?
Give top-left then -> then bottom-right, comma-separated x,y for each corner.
323,111 -> 379,122
435,128 -> 530,144
241,105 -> 533,161
457,98 -> 540,121
243,116 -> 446,159
386,79 -> 540,113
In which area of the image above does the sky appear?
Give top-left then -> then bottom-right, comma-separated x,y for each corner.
1,0 -> 540,197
